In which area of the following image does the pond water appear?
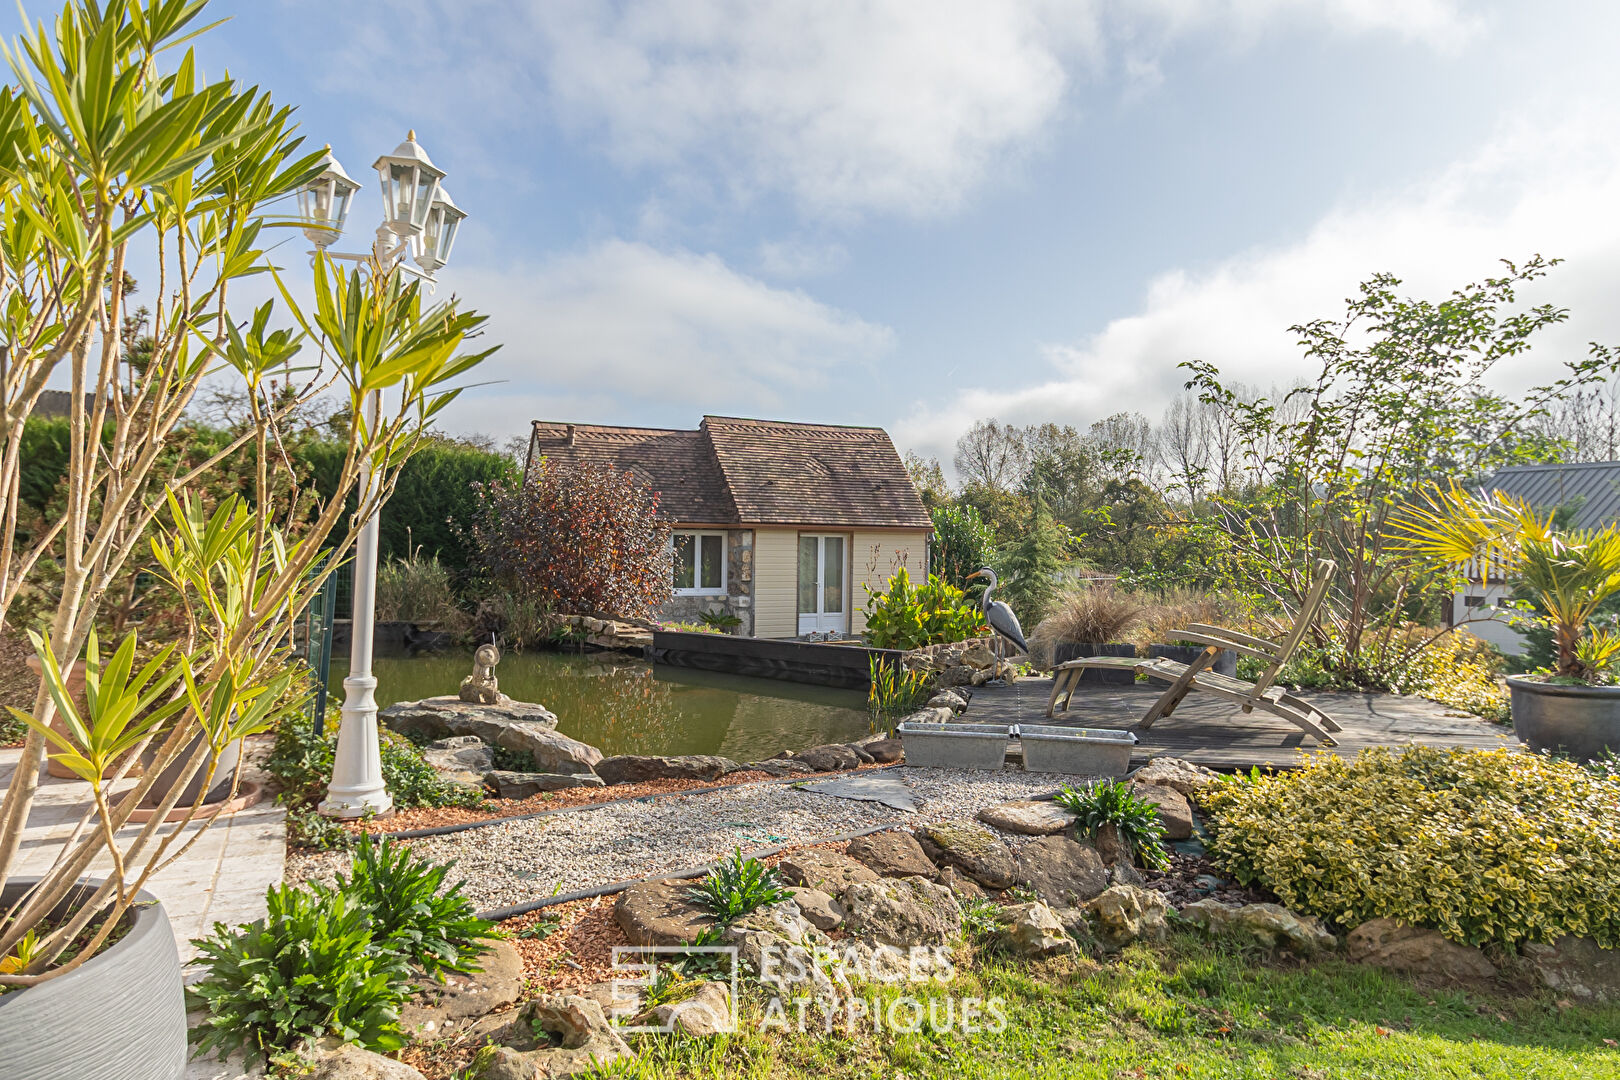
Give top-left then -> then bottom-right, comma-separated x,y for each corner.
327,651 -> 874,760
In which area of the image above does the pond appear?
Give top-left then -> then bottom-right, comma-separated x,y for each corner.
328,651 -> 874,760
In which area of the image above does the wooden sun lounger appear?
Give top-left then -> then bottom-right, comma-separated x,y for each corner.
1045,560 -> 1343,746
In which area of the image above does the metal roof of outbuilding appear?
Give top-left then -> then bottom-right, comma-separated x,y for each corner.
1485,462 -> 1620,528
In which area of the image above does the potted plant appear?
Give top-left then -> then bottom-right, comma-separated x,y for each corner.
1032,585 -> 1142,686
0,6 -> 494,1074
1391,483 -> 1620,760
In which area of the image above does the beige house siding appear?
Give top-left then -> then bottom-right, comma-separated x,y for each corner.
752,528 -> 801,638
850,530 -> 930,635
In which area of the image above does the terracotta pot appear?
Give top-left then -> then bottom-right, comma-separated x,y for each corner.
23,655 -> 142,781
0,878 -> 186,1080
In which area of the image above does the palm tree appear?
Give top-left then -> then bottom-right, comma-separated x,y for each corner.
1388,484 -> 1620,681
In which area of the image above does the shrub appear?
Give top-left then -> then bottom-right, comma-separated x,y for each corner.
862,568 -> 987,650
1029,584 -> 1142,666
338,835 -> 492,980
929,503 -> 996,589
267,712 -> 482,818
467,462 -> 671,621
696,609 -> 742,633
868,656 -> 934,723
1055,779 -> 1169,870
1200,746 -> 1620,948
375,550 -> 466,629
687,848 -> 791,923
188,884 -> 409,1065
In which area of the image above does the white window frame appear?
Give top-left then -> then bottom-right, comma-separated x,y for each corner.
672,530 -> 728,596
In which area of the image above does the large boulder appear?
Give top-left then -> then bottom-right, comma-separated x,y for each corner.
478,995 -> 634,1079
1518,937 -> 1620,1002
791,743 -> 862,772
1344,918 -> 1498,983
721,901 -> 841,1004
841,876 -> 963,947
977,800 -> 1076,836
487,771 -> 603,799
997,902 -> 1077,957
845,830 -> 938,879
306,1040 -> 425,1080
400,939 -> 526,1037
594,755 -> 741,785
777,850 -> 880,897
1013,834 -> 1109,906
862,738 -> 904,764
917,820 -> 1017,889
421,736 -> 496,787
1180,900 -> 1335,955
614,879 -> 716,946
380,696 -> 603,775
1131,757 -> 1217,797
1087,885 -> 1172,950
1130,783 -> 1195,840
744,759 -> 818,777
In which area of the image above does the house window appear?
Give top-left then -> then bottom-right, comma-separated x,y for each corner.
673,531 -> 726,594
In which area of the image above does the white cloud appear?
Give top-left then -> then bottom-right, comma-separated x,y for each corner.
435,240 -> 894,437
895,107 -> 1620,471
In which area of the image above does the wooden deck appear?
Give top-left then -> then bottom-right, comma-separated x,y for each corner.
967,676 -> 1517,770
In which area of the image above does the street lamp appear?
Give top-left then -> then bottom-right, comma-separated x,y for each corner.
309,132 -> 466,819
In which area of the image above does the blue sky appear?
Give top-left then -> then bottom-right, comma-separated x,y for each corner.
46,1 -> 1620,471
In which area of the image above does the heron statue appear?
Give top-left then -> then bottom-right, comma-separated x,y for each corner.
965,568 -> 1027,672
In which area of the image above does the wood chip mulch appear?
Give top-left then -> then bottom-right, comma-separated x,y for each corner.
502,896 -> 633,993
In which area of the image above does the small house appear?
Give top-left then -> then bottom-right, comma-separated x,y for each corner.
525,415 -> 932,638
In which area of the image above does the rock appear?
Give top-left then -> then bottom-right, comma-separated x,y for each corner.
722,901 -> 837,1001
479,995 -> 634,1079
1132,757 -> 1217,797
845,830 -> 938,879
1087,885 -> 1172,950
1110,863 -> 1146,888
486,771 -> 603,799
863,738 -> 904,763
937,866 -> 987,901
380,696 -> 607,775
421,739 -> 496,787
926,692 -> 965,711
1093,822 -> 1130,867
1180,900 -> 1335,955
841,876 -> 963,947
961,642 -> 998,670
400,940 -> 526,1037
1013,834 -> 1109,906
791,743 -> 862,772
1131,783 -> 1194,840
652,980 -> 733,1036
1345,918 -> 1498,982
788,887 -> 845,931
846,743 -> 876,764
571,980 -> 642,1022
937,664 -> 978,688
615,879 -> 716,946
594,755 -> 741,785
744,759 -> 818,777
1050,905 -> 1092,941
306,1040 -> 425,1080
777,850 -> 880,896
997,901 -> 1077,957
918,820 -> 1017,889
1518,937 -> 1620,1002
977,799 -> 1075,836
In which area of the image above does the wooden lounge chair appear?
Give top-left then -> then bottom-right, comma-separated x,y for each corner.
1045,559 -> 1343,746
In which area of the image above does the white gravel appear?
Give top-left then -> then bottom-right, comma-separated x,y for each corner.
287,766 -> 1084,911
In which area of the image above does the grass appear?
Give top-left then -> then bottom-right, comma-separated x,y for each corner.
604,932 -> 1620,1080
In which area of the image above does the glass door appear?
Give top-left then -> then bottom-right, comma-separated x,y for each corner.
797,534 -> 847,635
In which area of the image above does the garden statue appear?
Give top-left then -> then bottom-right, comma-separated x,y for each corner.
459,641 -> 502,704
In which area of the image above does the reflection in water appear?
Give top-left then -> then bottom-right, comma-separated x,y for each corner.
329,651 -> 872,760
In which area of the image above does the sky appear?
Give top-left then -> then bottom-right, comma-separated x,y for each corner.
35,1 -> 1620,476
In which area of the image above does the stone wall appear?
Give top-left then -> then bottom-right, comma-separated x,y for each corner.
658,529 -> 755,636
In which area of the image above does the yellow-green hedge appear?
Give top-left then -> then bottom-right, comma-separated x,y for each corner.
1200,747 -> 1620,948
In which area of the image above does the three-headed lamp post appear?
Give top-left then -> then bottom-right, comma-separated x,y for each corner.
300,132 -> 467,818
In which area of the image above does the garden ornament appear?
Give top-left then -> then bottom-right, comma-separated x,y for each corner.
459,640 -> 503,704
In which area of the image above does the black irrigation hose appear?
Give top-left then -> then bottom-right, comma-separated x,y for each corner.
475,821 -> 902,922
380,763 -> 905,840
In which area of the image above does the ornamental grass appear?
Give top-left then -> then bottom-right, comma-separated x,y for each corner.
1200,746 -> 1620,949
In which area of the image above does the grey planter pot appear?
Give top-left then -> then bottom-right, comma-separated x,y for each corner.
896,722 -> 1012,770
1149,643 -> 1238,678
1507,676 -> 1620,762
1052,642 -> 1137,686
0,878 -> 186,1080
139,735 -> 242,808
1016,724 -> 1137,776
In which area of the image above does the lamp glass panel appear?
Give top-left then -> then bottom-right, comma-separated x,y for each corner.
412,172 -> 438,229
421,207 -> 443,260
436,213 -> 461,263
387,163 -> 417,225
332,184 -> 353,231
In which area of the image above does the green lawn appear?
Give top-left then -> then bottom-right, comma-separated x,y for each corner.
610,933 -> 1620,1079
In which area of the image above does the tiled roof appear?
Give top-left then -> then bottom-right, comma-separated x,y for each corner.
1485,462 -> 1620,529
526,416 -> 930,530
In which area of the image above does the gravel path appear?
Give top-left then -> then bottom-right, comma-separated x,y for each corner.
288,766 -> 1079,911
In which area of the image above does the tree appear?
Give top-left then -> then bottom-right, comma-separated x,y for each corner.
468,461 -> 672,621
928,503 -> 995,588
902,450 -> 949,508
0,0 -> 493,987
996,497 -> 1069,625
953,418 -> 1030,492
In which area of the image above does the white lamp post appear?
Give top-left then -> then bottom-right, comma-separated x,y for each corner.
308,132 -> 466,819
